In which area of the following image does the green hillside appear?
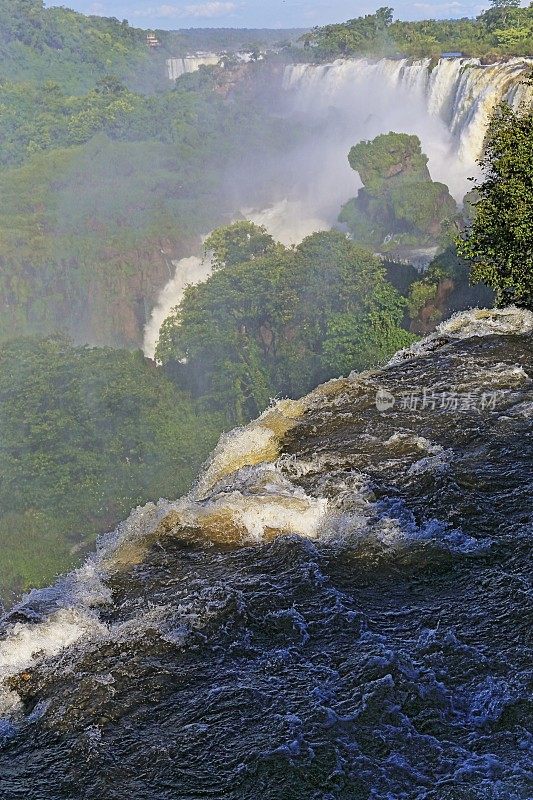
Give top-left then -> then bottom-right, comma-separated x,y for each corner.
0,0 -> 165,92
307,6 -> 533,59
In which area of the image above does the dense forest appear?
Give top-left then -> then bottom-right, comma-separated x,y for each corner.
0,0 -> 531,604
156,225 -> 416,423
305,4 -> 533,59
0,0 -> 304,91
0,337 -> 223,600
0,60 -> 303,348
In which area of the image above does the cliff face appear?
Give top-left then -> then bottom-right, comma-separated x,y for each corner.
80,240 -> 192,349
0,236 -> 202,349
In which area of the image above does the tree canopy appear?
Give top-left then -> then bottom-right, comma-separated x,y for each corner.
0,336 -> 223,602
456,101 -> 533,309
307,5 -> 533,58
156,226 -> 416,424
205,221 -> 278,270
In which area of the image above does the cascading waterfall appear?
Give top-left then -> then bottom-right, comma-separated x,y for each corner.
166,55 -> 221,80
143,254 -> 214,360
283,56 -> 533,166
144,56 -> 532,360
143,200 -> 331,359
167,52 -> 255,81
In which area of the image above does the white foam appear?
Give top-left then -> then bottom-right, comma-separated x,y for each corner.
194,425 -> 279,500
194,486 -> 329,543
437,307 -> 533,338
143,254 -> 214,360
0,609 -> 106,716
384,433 -> 444,454
388,307 -> 533,366
194,398 -> 305,499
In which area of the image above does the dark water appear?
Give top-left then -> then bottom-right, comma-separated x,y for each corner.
0,317 -> 532,799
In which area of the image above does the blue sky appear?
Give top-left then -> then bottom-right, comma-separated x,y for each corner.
45,1 -> 496,29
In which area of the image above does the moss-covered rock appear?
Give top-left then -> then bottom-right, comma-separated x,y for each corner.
341,133 -> 460,257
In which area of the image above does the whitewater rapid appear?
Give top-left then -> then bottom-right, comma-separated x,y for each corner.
3,305 -> 533,726
283,56 -> 533,171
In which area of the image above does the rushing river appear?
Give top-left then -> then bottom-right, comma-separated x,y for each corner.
1,308 -> 532,799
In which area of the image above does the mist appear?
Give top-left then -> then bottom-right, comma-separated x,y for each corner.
142,55 -> 493,358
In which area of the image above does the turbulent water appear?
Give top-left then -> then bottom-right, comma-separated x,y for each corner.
284,57 -> 533,172
1,308 -> 532,799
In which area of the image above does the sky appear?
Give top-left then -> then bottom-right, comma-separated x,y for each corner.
44,1 -> 496,30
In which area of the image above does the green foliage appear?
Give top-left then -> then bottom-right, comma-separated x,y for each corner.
349,132 -> 430,195
0,336 -> 223,601
0,0 -> 161,93
456,103 -> 533,309
308,5 -> 533,58
0,138 -> 220,346
488,0 -> 521,7
307,8 -> 395,57
407,280 -> 439,319
159,27 -> 307,55
0,63 -> 299,347
403,244 -> 494,333
342,133 -> 459,251
204,222 -> 278,270
389,181 -> 458,238
156,229 -> 416,424
0,65 -> 292,168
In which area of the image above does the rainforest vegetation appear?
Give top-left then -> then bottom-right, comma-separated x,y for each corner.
306,3 -> 533,59
339,132 -> 461,253
0,63 -> 300,347
156,226 -> 416,423
0,337 -> 222,603
456,101 -> 533,309
0,0 -> 530,604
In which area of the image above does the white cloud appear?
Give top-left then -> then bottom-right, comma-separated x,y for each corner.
185,2 -> 237,17
412,1 -> 464,11
132,1 -> 237,17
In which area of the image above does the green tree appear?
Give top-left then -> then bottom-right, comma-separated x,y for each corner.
157,229 -> 416,423
456,103 -> 533,309
204,221 -> 278,270
487,0 -> 521,8
0,336 -> 223,602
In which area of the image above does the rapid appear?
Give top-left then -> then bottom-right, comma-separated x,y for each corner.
1,307 -> 532,799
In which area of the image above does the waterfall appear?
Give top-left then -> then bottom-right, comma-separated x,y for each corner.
167,55 -> 221,80
143,254 -> 214,359
144,56 -> 532,359
142,201 -> 331,359
283,57 -> 533,168
166,52 -> 256,81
